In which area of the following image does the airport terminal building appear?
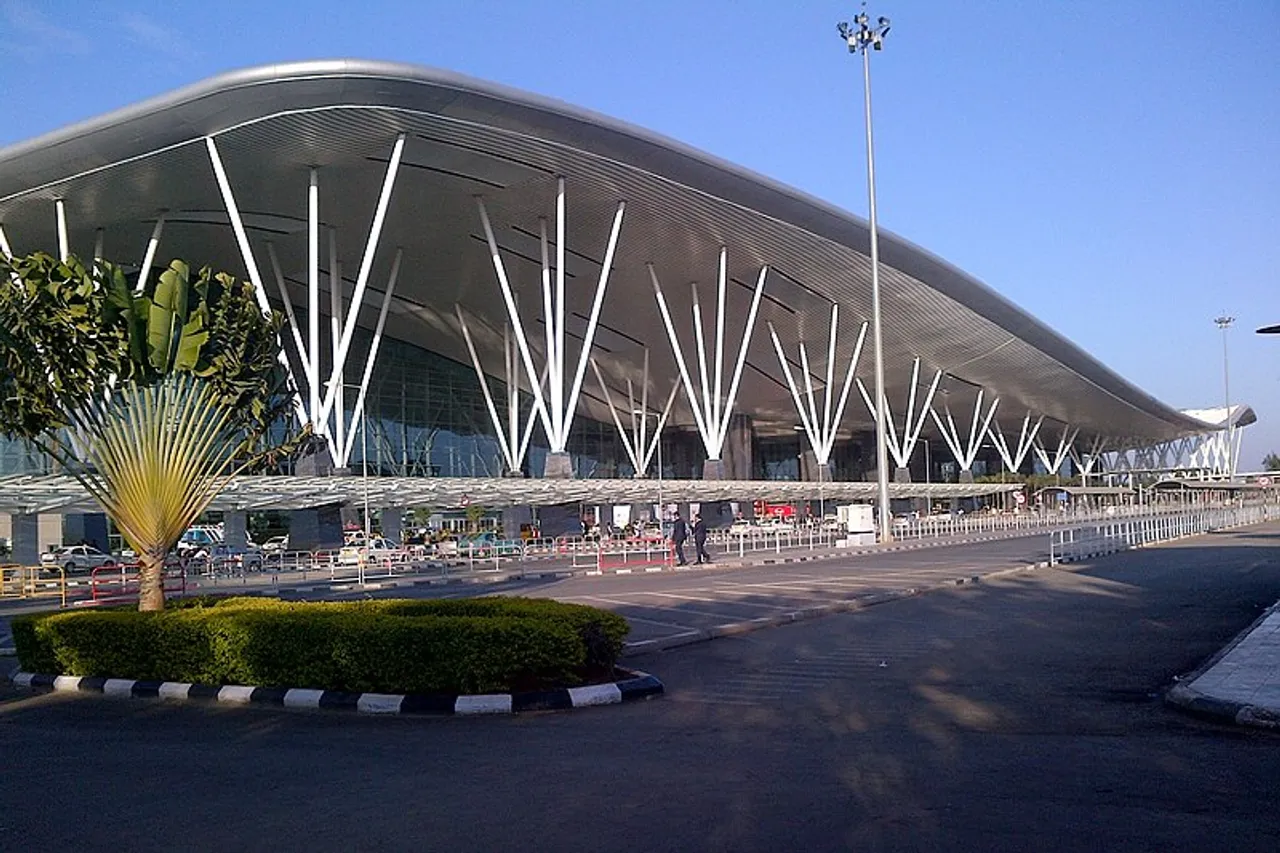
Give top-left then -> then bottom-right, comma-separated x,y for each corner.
0,61 -> 1254,551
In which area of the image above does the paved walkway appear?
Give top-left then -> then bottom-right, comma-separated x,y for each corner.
1167,598 -> 1280,729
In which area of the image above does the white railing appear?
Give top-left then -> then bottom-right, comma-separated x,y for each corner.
1048,503 -> 1280,564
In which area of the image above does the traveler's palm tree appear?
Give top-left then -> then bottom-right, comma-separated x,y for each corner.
0,253 -> 304,610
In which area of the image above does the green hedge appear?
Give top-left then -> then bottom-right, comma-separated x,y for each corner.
12,596 -> 630,695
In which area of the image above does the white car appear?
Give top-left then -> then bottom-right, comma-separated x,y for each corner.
41,545 -> 118,573
190,543 -> 264,573
339,537 -> 407,566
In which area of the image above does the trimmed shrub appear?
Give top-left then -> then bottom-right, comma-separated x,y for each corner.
12,596 -> 628,695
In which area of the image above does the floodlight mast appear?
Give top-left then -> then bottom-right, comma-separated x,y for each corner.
1214,314 -> 1235,478
837,6 -> 893,541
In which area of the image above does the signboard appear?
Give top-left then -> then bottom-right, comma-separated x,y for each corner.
1014,492 -> 1026,505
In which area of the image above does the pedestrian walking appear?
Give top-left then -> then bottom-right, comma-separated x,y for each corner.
670,513 -> 689,566
693,512 -> 711,564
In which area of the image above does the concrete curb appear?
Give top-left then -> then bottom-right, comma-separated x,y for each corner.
4,666 -> 663,717
1163,601 -> 1280,731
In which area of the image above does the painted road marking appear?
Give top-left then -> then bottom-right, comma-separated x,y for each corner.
631,591 -> 790,609
576,595 -> 748,623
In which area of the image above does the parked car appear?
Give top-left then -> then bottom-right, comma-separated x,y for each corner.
458,531 -> 523,557
41,545 -> 117,573
189,543 -> 263,573
339,537 -> 407,566
177,525 -> 223,556
261,535 -> 289,554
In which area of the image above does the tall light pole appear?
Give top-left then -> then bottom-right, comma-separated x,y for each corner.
838,6 -> 893,541
1214,315 -> 1235,478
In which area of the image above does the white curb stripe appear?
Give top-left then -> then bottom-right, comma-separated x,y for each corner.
13,672 -> 34,688
357,693 -> 404,714
283,688 -> 325,709
52,675 -> 82,692
454,693 -> 512,715
158,682 -> 192,700
568,683 -> 622,707
218,685 -> 256,704
103,679 -> 136,697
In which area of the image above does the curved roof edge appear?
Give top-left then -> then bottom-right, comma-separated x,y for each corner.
0,59 -> 1209,436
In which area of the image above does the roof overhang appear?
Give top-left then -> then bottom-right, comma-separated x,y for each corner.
0,60 -> 1215,446
0,474 -> 1022,514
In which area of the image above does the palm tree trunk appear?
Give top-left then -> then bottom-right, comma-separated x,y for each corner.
137,551 -> 166,611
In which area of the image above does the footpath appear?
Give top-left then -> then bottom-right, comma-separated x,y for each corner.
1166,598 -> 1280,730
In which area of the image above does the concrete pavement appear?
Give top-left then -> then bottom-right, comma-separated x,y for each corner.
1166,597 -> 1280,729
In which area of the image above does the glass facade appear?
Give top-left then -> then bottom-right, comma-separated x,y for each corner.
340,328 -> 646,479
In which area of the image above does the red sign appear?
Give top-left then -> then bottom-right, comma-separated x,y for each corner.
752,500 -> 796,518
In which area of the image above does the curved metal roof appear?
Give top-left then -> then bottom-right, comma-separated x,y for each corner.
0,59 -> 1211,447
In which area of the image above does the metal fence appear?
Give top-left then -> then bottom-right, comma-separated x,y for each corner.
1048,503 -> 1280,564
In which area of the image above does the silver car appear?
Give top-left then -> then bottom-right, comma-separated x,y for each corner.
40,545 -> 118,573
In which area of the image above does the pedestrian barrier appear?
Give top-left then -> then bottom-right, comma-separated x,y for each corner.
0,564 -> 67,607
597,537 -> 674,573
1048,504 -> 1280,565
90,563 -> 188,604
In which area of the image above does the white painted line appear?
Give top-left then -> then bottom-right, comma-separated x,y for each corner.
217,685 -> 256,704
283,688 -> 325,709
357,693 -> 404,714
454,693 -> 512,715
583,595 -> 749,622
103,679 -> 136,697
568,683 -> 622,707
158,682 -> 192,700
52,675 -> 82,692
631,591 -> 780,609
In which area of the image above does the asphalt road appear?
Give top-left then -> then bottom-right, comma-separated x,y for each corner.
3,525 -> 1280,851
307,533 -> 1059,648
0,530 -> 1050,656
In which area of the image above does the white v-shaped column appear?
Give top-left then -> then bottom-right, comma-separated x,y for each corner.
476,177 -> 626,454
455,306 -> 547,474
649,249 -> 768,463
590,350 -> 680,477
987,411 -> 1043,474
767,306 -> 867,467
855,356 -> 942,470
930,390 -> 1000,476
1033,426 -> 1079,475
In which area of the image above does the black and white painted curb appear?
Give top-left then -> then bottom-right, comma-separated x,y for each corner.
4,667 -> 663,716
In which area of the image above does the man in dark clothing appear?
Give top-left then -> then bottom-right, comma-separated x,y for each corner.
670,514 -> 689,566
692,512 -> 711,564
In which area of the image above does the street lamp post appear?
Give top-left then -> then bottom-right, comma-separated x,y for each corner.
1214,315 -> 1234,478
838,7 -> 893,542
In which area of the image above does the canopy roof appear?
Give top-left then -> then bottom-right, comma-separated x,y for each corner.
0,60 -> 1214,447
0,474 -> 1021,515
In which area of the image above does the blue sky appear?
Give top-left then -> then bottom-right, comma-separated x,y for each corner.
3,0 -> 1278,466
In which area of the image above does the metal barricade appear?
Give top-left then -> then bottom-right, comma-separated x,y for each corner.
0,564 -> 67,607
597,536 -> 674,572
90,563 -> 187,604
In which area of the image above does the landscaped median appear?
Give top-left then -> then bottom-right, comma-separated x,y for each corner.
7,596 -> 663,715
